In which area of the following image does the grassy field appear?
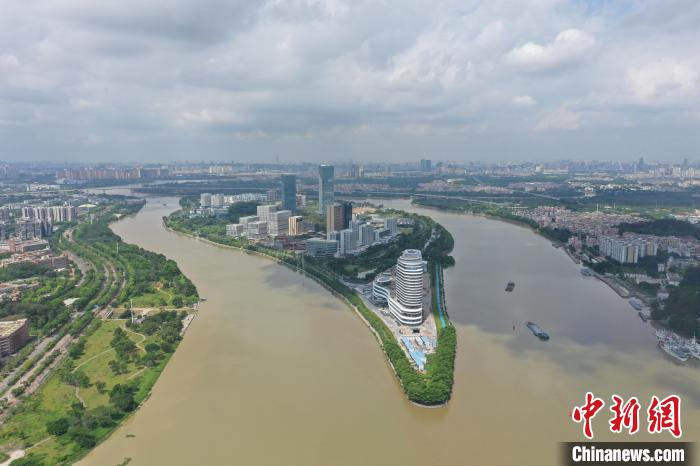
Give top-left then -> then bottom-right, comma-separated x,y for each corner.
0,318 -> 174,464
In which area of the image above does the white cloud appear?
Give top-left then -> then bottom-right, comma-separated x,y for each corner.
505,29 -> 596,75
513,95 -> 537,107
0,0 -> 699,161
536,108 -> 583,131
626,59 -> 698,103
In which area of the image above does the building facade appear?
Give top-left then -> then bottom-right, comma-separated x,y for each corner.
318,164 -> 335,214
288,216 -> 303,236
306,238 -> 338,257
280,174 -> 297,213
387,249 -> 425,327
0,319 -> 29,357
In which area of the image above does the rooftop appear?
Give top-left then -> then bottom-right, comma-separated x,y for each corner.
0,319 -> 27,337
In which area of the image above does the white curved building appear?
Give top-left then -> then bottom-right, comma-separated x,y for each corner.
388,249 -> 425,327
372,273 -> 392,304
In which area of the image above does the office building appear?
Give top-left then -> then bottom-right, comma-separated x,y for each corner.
420,159 -> 432,172
246,221 -> 268,241
268,210 -> 292,236
280,174 -> 297,213
200,193 -> 212,208
388,249 -> 425,327
289,216 -> 304,236
306,238 -> 338,257
338,228 -> 356,255
266,189 -> 278,203
257,205 -> 278,224
341,202 -> 352,229
0,319 -> 30,357
226,224 -> 245,238
384,218 -> 398,236
327,204 -> 344,233
318,164 -> 335,214
239,215 -> 259,226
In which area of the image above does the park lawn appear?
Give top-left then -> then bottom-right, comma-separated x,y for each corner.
0,320 -> 149,457
130,292 -> 168,308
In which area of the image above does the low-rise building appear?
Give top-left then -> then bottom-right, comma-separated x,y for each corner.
306,238 -> 338,257
0,319 -> 30,357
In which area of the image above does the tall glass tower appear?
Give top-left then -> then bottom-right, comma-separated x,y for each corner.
280,174 -> 296,213
318,165 -> 334,214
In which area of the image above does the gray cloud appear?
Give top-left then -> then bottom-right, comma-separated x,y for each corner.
0,0 -> 699,162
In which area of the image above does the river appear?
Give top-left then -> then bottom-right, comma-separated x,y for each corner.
79,197 -> 700,466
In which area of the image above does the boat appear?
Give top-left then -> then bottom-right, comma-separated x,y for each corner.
526,321 -> 550,341
505,281 -> 515,292
580,267 -> 593,277
629,298 -> 643,311
638,311 -> 649,322
659,341 -> 688,363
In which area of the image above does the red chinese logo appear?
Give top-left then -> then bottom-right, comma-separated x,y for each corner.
609,395 -> 640,434
647,395 -> 682,438
572,392 -> 605,439
571,393 -> 682,439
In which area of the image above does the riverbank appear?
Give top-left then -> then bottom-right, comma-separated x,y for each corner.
163,212 -> 457,407
411,198 -> 650,300
0,201 -> 199,465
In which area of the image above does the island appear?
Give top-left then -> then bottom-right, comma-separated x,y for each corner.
165,197 -> 457,407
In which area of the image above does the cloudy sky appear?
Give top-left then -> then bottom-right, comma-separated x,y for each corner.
1,0 -> 699,163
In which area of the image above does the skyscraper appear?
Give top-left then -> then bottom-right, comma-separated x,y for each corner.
420,159 -> 432,172
280,174 -> 296,213
340,201 -> 352,229
387,249 -> 425,327
318,164 -> 334,214
327,204 -> 344,233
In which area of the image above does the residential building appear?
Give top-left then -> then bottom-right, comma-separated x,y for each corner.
266,189 -> 278,203
384,218 -> 399,236
0,319 -> 30,357
200,193 -> 212,208
338,228 -> 356,255
359,223 -> 375,246
306,238 -> 338,257
289,216 -> 304,236
280,174 -> 297,213
211,194 -> 225,208
318,164 -> 334,214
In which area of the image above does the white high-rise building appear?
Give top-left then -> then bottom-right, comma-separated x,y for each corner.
384,218 -> 398,236
359,223 -> 375,246
338,228 -> 356,255
246,221 -> 268,240
256,204 -> 278,224
211,194 -> 225,208
200,193 -> 212,208
268,210 -> 291,236
387,249 -> 425,327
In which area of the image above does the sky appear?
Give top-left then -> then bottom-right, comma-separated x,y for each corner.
0,0 -> 699,164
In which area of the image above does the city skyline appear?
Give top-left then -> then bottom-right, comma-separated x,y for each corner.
1,1 -> 699,163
